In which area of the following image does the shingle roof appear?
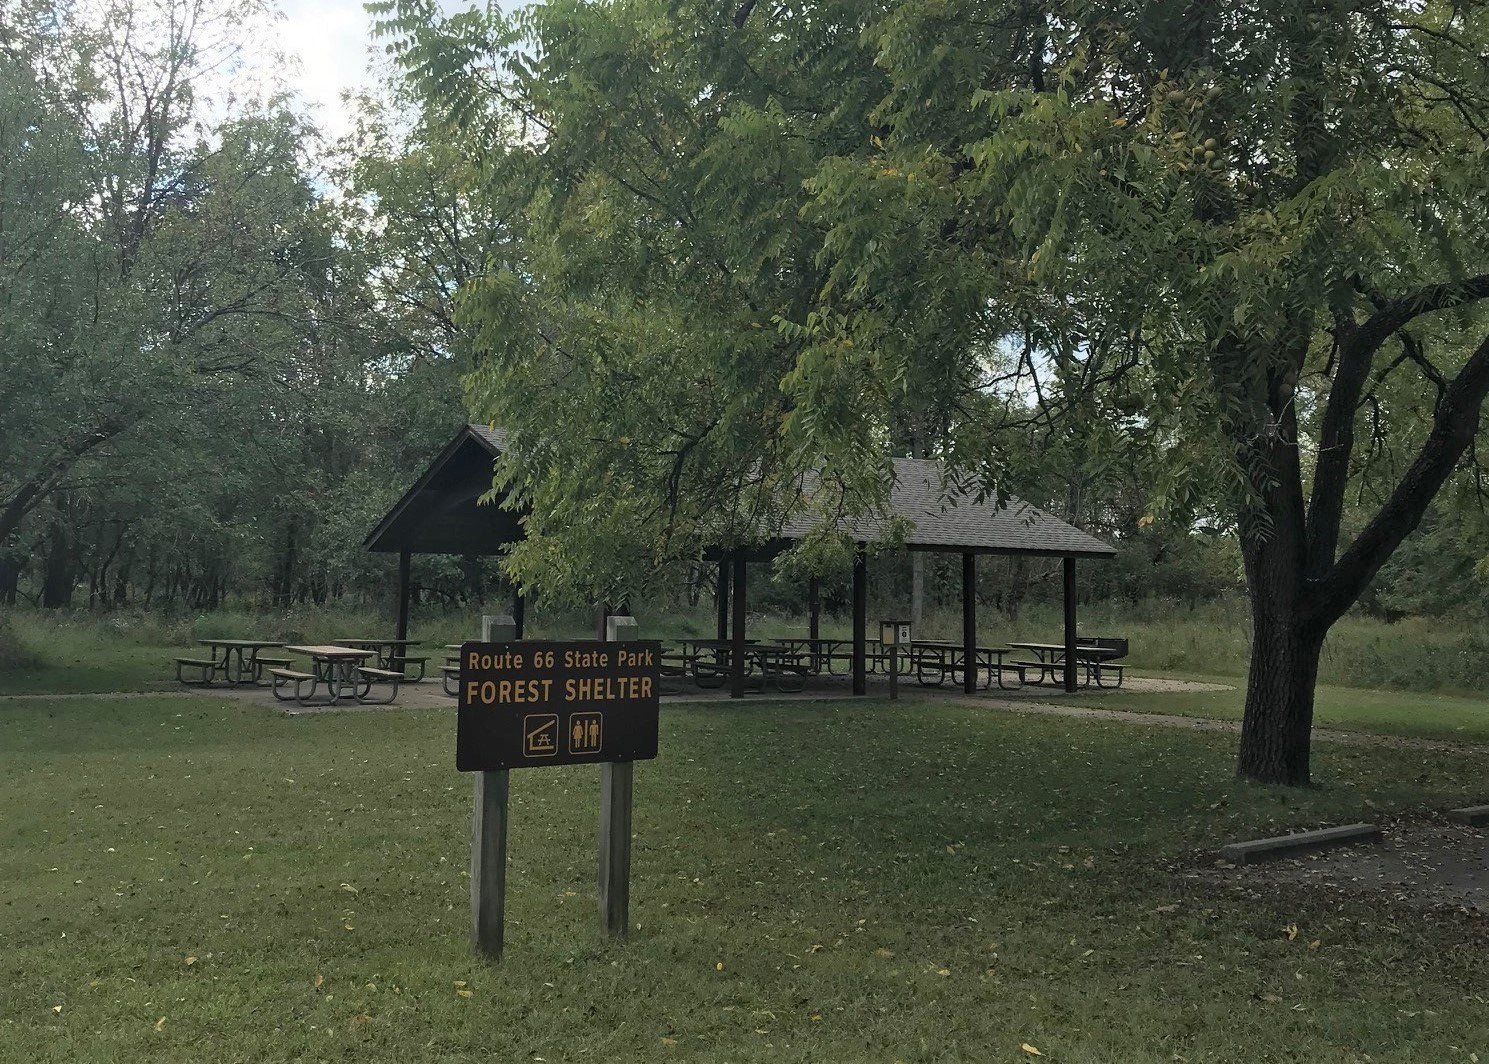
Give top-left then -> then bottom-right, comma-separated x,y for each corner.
778,457 -> 1116,558
367,426 -> 1115,559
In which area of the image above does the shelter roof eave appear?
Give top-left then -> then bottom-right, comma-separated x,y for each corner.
364,424 -> 509,553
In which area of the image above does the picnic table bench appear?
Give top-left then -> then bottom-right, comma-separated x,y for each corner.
673,639 -> 811,692
1007,640 -> 1126,688
175,639 -> 285,686
271,645 -> 400,706
335,638 -> 428,680
908,641 -> 1026,690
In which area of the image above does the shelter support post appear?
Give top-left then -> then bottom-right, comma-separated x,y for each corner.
395,549 -> 411,642
512,590 -> 525,640
808,577 -> 820,670
716,557 -> 729,642
730,553 -> 747,699
962,552 -> 976,694
852,546 -> 867,696
1063,557 -> 1077,693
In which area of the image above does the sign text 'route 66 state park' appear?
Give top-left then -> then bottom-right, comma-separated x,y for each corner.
456,640 -> 661,771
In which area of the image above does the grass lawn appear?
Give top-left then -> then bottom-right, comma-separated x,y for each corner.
3,694 -> 1488,1062
1092,677 -> 1489,743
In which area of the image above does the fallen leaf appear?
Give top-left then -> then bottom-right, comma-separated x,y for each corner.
343,922 -> 354,931
351,1013 -> 372,1027
456,989 -> 473,999
340,883 -> 358,895
1021,1044 -> 1042,1056
1261,993 -> 1283,1003
1285,924 -> 1299,941
874,948 -> 894,959
660,1037 -> 678,1046
936,968 -> 950,977
715,962 -> 724,971
314,974 -> 324,989
184,956 -> 196,966
154,1017 -> 166,1031
51,1005 -> 62,1014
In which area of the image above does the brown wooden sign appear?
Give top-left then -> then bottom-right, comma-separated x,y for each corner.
456,640 -> 661,771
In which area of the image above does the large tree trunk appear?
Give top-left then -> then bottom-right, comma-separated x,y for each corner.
1237,603 -> 1324,785
0,554 -> 20,605
1229,347 -> 1316,785
40,524 -> 76,608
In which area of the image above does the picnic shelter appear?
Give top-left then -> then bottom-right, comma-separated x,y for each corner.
364,424 -> 1116,695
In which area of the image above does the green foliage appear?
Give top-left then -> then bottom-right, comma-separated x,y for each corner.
0,617 -> 41,673
373,0 -> 926,605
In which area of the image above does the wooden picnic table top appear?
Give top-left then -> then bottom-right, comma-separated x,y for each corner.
1007,641 -> 1120,658
912,640 -> 1012,652
284,644 -> 378,659
197,639 -> 284,649
335,638 -> 422,648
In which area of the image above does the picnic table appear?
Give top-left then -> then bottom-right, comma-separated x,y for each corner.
672,638 -> 812,692
768,636 -> 843,674
335,638 -> 427,679
274,644 -> 392,705
1006,641 -> 1123,687
909,641 -> 1025,691
767,637 -> 911,676
176,639 -> 285,686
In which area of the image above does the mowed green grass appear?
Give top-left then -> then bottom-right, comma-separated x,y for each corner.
0,630 -> 180,696
1090,677 -> 1489,743
3,696 -> 1488,1063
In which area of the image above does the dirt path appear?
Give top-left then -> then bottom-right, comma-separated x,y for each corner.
972,697 -> 1478,753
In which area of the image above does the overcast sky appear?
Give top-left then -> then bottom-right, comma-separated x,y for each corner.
271,0 -> 484,143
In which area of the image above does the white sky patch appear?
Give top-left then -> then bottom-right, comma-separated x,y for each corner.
270,0 -> 491,145
275,1 -> 379,143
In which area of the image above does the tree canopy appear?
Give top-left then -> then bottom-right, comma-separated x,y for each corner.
377,0 -> 1489,783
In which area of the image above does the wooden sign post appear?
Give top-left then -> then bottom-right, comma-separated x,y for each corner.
471,614 -> 514,959
457,621 -> 660,959
879,619 -> 911,701
600,615 -> 639,938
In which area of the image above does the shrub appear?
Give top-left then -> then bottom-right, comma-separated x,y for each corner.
0,618 -> 44,673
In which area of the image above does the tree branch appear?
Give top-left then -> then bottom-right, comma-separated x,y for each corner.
1306,329 -> 1489,629
1305,272 -> 1489,575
